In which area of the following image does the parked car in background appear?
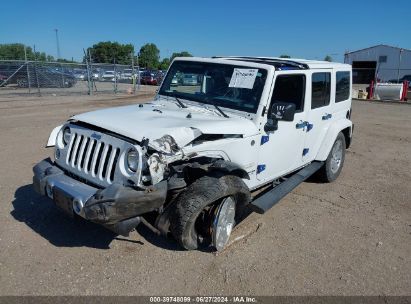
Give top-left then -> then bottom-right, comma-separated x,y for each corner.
0,74 -> 7,85
73,69 -> 87,80
140,71 -> 159,85
171,75 -> 179,86
120,69 -> 140,83
0,63 -> 76,88
154,71 -> 164,85
91,69 -> 104,81
182,73 -> 199,85
121,69 -> 134,80
102,70 -> 119,82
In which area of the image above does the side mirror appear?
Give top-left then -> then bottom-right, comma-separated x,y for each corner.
270,102 -> 296,121
264,117 -> 278,132
264,102 -> 296,132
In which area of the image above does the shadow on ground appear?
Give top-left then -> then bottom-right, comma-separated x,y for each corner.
11,184 -> 118,249
135,225 -> 184,252
11,184 -> 183,251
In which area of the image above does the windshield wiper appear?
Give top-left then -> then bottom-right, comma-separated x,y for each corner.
173,96 -> 187,108
212,103 -> 229,118
204,96 -> 229,118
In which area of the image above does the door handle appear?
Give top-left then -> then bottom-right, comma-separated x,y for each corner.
296,121 -> 307,129
296,121 -> 313,132
322,113 -> 332,120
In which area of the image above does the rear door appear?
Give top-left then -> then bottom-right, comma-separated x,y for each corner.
302,70 -> 333,163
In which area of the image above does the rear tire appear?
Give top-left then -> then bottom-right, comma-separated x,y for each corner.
170,175 -> 250,250
317,132 -> 346,182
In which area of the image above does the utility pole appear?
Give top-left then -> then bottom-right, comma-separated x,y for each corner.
397,48 -> 403,83
54,29 -> 61,60
24,45 -> 31,93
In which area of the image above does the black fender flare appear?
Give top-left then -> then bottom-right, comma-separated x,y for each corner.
156,159 -> 250,235
208,159 -> 250,180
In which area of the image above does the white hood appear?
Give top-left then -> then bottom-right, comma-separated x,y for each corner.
72,100 -> 258,148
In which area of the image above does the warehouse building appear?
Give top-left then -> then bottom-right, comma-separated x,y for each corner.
344,44 -> 411,84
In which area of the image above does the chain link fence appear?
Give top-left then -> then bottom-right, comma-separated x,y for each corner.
0,60 -> 162,97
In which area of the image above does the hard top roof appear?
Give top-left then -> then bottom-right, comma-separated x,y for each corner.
215,56 -> 350,70
173,56 -> 350,70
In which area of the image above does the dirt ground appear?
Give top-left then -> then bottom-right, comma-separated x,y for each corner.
0,92 -> 410,296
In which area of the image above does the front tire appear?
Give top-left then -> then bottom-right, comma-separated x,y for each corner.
317,132 -> 346,182
170,175 -> 250,251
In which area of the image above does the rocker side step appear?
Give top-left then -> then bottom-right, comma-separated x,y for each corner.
250,161 -> 324,214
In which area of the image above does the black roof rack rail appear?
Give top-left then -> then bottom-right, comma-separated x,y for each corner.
212,56 -> 310,70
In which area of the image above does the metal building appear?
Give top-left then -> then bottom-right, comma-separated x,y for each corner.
344,44 -> 411,84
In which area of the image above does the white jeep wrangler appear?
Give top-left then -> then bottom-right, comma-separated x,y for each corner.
33,56 -> 353,251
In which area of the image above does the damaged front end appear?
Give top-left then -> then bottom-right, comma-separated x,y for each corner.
33,158 -> 168,236
33,117 -> 249,239
146,134 -> 187,185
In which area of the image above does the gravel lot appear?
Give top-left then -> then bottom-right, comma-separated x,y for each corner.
0,93 -> 410,296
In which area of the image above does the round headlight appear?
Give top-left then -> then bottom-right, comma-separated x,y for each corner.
127,148 -> 139,172
62,127 -> 71,145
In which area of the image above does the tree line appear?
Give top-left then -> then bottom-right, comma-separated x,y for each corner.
0,43 -> 57,62
0,42 -> 333,70
84,41 -> 192,70
0,42 -> 192,70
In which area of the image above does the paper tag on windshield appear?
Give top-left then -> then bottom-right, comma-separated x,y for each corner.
229,68 -> 258,89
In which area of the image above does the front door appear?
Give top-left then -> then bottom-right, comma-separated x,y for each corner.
257,72 -> 308,183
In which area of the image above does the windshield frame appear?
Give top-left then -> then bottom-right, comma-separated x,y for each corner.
158,59 -> 270,115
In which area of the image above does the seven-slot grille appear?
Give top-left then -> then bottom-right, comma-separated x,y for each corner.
56,125 -> 135,188
67,133 -> 119,184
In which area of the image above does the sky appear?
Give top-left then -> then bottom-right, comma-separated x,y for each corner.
1,0 -> 410,63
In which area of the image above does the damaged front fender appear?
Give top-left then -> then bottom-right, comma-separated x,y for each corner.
149,128 -> 202,154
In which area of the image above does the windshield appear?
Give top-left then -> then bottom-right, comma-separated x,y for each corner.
159,60 -> 267,113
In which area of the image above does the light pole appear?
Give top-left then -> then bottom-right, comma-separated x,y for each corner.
54,29 -> 61,60
397,48 -> 403,83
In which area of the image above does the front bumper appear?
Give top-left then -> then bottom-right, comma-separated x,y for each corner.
33,158 -> 167,235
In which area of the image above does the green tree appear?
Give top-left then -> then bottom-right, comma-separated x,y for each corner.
0,43 -> 48,61
279,54 -> 291,58
0,43 -> 26,60
36,52 -> 47,61
170,51 -> 192,61
86,41 -> 134,64
158,58 -> 171,71
138,43 -> 160,69
0,43 -> 71,62
324,55 -> 333,62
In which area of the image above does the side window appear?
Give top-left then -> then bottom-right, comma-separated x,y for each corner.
271,74 -> 306,112
335,71 -> 350,102
311,72 -> 331,109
